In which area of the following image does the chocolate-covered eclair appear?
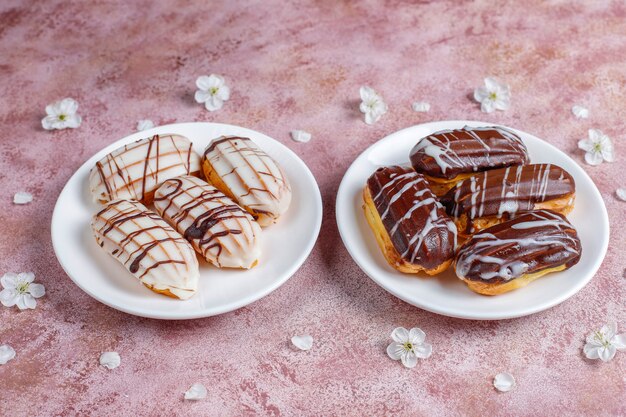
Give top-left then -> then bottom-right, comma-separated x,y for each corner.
409,126 -> 529,195
441,164 -> 576,235
363,166 -> 457,275
454,209 -> 582,295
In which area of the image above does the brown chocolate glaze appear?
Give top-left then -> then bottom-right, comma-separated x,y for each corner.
409,126 -> 529,180
441,164 -> 575,228
367,166 -> 457,269
455,210 -> 581,284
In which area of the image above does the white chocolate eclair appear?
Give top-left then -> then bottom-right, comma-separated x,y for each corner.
91,199 -> 199,300
89,134 -> 201,204
201,136 -> 291,226
154,176 -> 262,269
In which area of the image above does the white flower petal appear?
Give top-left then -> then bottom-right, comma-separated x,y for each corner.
408,328 -> 426,344
99,351 -> 121,369
364,110 -> 384,125
585,151 -> 604,166
1,273 -> 18,289
481,100 -> 495,113
360,86 -> 375,102
0,345 -> 16,365
578,139 -> 594,152
194,90 -> 211,103
41,115 -> 58,130
184,382 -> 207,400
616,188 -> 626,201
21,294 -> 36,310
473,86 -> 488,102
290,130 -> 312,143
572,105 -> 589,119
598,345 -> 616,362
204,96 -> 224,112
15,294 -> 30,310
137,119 -> 155,131
218,84 -> 230,101
58,98 -> 79,115
28,283 -> 45,298
484,77 -> 499,91
601,147 -> 614,163
412,101 -> 430,112
291,334 -> 313,351
19,272 -> 35,284
386,342 -> 406,361
602,322 -> 618,340
391,327 -> 410,343
493,97 -> 510,111
400,350 -> 418,368
13,192 -> 33,204
493,372 -> 515,392
588,129 -> 602,142
413,342 -> 432,359
0,289 -> 17,307
584,343 -> 601,360
195,75 -> 213,91
612,333 -> 626,350
207,74 -> 225,88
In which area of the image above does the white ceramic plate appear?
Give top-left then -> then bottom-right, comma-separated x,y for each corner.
336,120 -> 609,320
52,122 -> 322,319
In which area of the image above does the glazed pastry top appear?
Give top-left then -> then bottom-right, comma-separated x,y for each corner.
154,175 -> 261,268
203,136 -> 291,221
409,126 -> 529,180
91,199 -> 199,299
441,164 -> 575,223
89,134 -> 201,203
455,209 -> 582,283
366,166 -> 457,269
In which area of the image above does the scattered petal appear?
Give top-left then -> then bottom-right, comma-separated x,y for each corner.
291,334 -> 313,351
493,372 -> 515,392
42,98 -> 82,130
616,188 -> 626,201
137,119 -> 155,131
579,129 -> 614,166
99,351 -> 121,369
572,105 -> 589,119
473,77 -> 510,113
13,192 -> 33,205
412,101 -> 431,112
184,383 -> 207,400
0,345 -> 16,365
194,74 -> 230,112
290,130 -> 312,143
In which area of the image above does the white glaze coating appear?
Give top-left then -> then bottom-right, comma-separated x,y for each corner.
203,137 -> 291,226
154,176 -> 261,269
91,199 -> 199,299
89,134 -> 201,203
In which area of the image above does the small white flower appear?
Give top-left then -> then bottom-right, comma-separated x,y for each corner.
583,322 -> 626,362
386,327 -> 432,368
99,351 -> 121,369
290,130 -> 312,143
572,105 -> 589,119
473,77 -> 511,113
291,334 -> 313,351
578,129 -> 614,166
0,345 -> 16,365
136,119 -> 155,131
359,86 -> 387,125
184,383 -> 207,400
194,74 -> 230,111
13,192 -> 33,205
0,272 -> 45,310
493,372 -> 516,392
616,188 -> 626,202
41,98 -> 82,130
412,101 -> 431,112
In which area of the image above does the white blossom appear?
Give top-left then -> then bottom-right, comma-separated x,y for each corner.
0,272 -> 45,310
42,98 -> 82,130
578,129 -> 614,166
583,322 -> 626,362
386,327 -> 432,368
359,86 -> 387,124
473,77 -> 510,113
195,74 -> 230,111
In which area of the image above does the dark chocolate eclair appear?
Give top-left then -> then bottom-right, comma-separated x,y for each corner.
441,164 -> 575,232
365,166 -> 457,272
409,126 -> 529,180
455,209 -> 581,284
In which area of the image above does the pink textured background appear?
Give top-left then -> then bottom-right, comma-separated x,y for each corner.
1,0 -> 625,415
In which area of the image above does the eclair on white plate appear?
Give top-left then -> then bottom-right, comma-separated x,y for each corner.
91,199 -> 199,299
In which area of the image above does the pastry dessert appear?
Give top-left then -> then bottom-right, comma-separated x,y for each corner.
154,175 -> 262,269
202,136 -> 291,226
454,210 -> 582,295
441,164 -> 576,235
89,134 -> 201,204
409,126 -> 530,195
363,166 -> 457,275
91,199 -> 199,300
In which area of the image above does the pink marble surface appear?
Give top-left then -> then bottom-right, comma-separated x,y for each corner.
1,0 -> 625,415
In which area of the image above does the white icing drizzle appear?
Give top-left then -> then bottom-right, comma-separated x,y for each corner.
455,210 -> 579,281
372,169 -> 457,263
